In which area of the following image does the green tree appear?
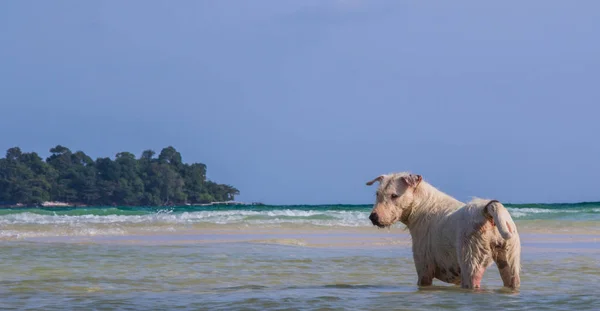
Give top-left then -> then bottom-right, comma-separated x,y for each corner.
114,152 -> 144,205
1,146 -> 239,206
158,146 -> 183,168
0,148 -> 53,204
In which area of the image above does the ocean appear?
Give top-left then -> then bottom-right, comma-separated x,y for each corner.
1,203 -> 599,310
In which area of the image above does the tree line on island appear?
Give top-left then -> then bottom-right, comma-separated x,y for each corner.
0,146 -> 240,206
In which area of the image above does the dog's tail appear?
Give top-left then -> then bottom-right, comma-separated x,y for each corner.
485,200 -> 517,240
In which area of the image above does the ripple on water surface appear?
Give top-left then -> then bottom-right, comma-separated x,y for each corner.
0,240 -> 599,310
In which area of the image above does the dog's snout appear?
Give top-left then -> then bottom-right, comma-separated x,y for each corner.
369,213 -> 379,225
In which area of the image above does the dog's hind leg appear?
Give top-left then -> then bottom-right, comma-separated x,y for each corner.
458,236 -> 492,289
493,235 -> 521,289
459,260 -> 489,289
415,261 -> 435,287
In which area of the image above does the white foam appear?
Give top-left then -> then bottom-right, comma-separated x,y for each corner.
0,209 -> 370,226
1,206 -> 594,238
0,227 -> 127,240
507,207 -> 581,218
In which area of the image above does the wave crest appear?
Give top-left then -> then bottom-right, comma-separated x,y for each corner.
1,204 -> 597,239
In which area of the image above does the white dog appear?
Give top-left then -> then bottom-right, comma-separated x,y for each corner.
366,172 -> 521,289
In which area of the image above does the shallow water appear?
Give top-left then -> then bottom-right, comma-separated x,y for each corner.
1,232 -> 599,310
1,204 -> 599,310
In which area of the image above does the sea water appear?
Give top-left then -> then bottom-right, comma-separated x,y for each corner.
0,204 -> 599,310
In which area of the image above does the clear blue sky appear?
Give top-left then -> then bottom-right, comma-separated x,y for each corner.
1,1 -> 599,205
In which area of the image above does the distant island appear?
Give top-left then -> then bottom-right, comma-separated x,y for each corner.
0,145 -> 240,207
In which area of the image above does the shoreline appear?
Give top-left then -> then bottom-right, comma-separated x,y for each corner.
0,200 -> 265,209
2,200 -> 600,208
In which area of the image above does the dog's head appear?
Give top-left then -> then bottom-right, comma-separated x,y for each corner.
365,172 -> 422,228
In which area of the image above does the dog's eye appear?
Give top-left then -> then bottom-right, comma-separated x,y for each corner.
391,194 -> 399,199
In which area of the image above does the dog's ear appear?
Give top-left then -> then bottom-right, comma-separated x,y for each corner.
366,175 -> 385,186
401,174 -> 423,188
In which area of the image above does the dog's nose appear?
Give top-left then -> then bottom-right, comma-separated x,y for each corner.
369,213 -> 379,225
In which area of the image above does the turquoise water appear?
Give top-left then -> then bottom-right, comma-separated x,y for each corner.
1,203 -> 599,310
1,202 -> 599,239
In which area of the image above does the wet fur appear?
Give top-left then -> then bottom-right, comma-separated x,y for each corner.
367,172 -> 521,289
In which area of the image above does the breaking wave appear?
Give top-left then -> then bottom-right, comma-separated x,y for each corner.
0,202 -> 598,239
